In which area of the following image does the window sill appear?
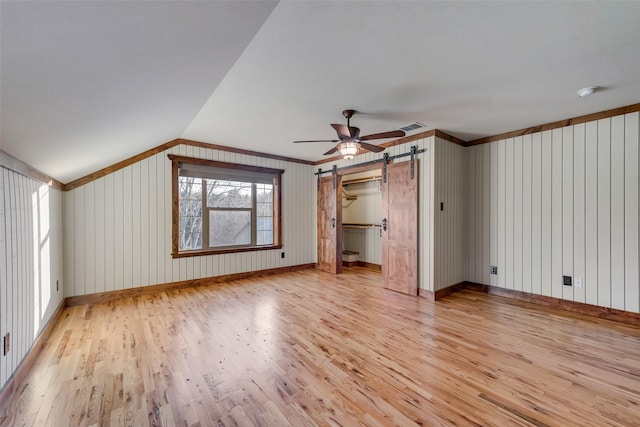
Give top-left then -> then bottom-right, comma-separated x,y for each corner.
172,244 -> 283,258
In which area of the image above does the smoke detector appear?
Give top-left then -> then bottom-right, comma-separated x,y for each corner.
577,86 -> 599,97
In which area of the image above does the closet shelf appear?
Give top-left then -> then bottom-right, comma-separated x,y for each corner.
343,223 -> 381,229
342,176 -> 382,186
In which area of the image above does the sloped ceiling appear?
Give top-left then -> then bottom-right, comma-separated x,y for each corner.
2,1 -> 640,183
0,0 -> 278,182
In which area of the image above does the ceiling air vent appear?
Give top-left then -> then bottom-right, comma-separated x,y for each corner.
399,122 -> 426,133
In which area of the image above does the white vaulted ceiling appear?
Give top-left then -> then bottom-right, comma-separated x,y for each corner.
2,1 -> 640,183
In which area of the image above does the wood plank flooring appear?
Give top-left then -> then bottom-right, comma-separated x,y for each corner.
1,267 -> 640,426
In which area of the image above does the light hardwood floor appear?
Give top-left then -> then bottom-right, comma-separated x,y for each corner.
1,267 -> 639,426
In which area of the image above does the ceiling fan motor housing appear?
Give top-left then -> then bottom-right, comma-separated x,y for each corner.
342,109 -> 356,119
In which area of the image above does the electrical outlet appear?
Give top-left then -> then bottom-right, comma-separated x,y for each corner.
563,275 -> 572,286
3,333 -> 9,356
281,252 -> 285,259
56,279 -> 59,291
490,266 -> 497,275
575,277 -> 583,288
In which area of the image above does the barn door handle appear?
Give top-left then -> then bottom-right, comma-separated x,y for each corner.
382,218 -> 387,231
331,218 -> 336,228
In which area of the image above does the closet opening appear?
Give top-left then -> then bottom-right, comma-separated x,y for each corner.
340,169 -> 383,273
316,146 -> 419,295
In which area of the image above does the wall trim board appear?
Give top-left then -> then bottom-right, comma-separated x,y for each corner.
0,150 -> 64,190
418,288 -> 435,301
357,261 -> 381,271
344,261 -> 382,271
418,281 -> 467,302
175,139 -> 315,166
63,138 -> 314,191
434,130 -> 467,147
468,102 -> 640,146
434,281 -> 640,326
435,282 -> 467,300
65,263 -> 316,306
63,138 -> 182,191
0,300 -> 66,413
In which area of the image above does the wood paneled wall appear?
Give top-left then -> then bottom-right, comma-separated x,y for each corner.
63,144 -> 315,297
467,112 -> 640,314
326,137 -> 436,291
433,137 -> 469,291
0,167 -> 64,391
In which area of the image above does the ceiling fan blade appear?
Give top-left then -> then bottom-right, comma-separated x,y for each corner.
359,129 -> 405,141
293,139 -> 339,143
331,124 -> 360,139
323,146 -> 339,155
359,142 -> 385,153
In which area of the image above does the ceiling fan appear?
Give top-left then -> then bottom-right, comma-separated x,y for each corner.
293,109 -> 406,159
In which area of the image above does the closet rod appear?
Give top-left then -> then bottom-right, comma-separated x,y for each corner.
342,176 -> 382,186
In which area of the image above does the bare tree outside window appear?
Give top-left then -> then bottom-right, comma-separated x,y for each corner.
178,178 -> 274,250
179,177 -> 202,250
207,180 -> 253,246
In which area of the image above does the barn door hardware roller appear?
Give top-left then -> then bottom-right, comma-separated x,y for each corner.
332,165 -> 337,189
313,145 -> 425,179
410,145 -> 417,179
382,153 -> 389,183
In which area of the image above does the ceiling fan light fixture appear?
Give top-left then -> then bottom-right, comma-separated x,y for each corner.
338,141 -> 360,159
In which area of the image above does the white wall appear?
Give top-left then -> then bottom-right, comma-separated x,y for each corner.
467,112 -> 640,314
63,143 -> 316,297
433,136 -> 469,291
0,167 -> 64,391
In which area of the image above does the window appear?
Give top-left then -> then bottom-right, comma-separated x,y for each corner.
169,155 -> 283,257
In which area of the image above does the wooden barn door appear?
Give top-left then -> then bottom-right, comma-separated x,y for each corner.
317,175 -> 342,274
381,161 -> 418,295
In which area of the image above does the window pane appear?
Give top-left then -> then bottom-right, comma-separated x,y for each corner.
179,204 -> 202,250
179,215 -> 202,233
257,202 -> 272,217
180,232 -> 202,250
256,216 -> 273,231
179,177 -> 202,199
178,176 -> 203,250
256,184 -> 273,202
256,184 -> 273,245
179,200 -> 202,218
257,230 -> 273,245
209,210 -> 251,247
206,180 -> 252,208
